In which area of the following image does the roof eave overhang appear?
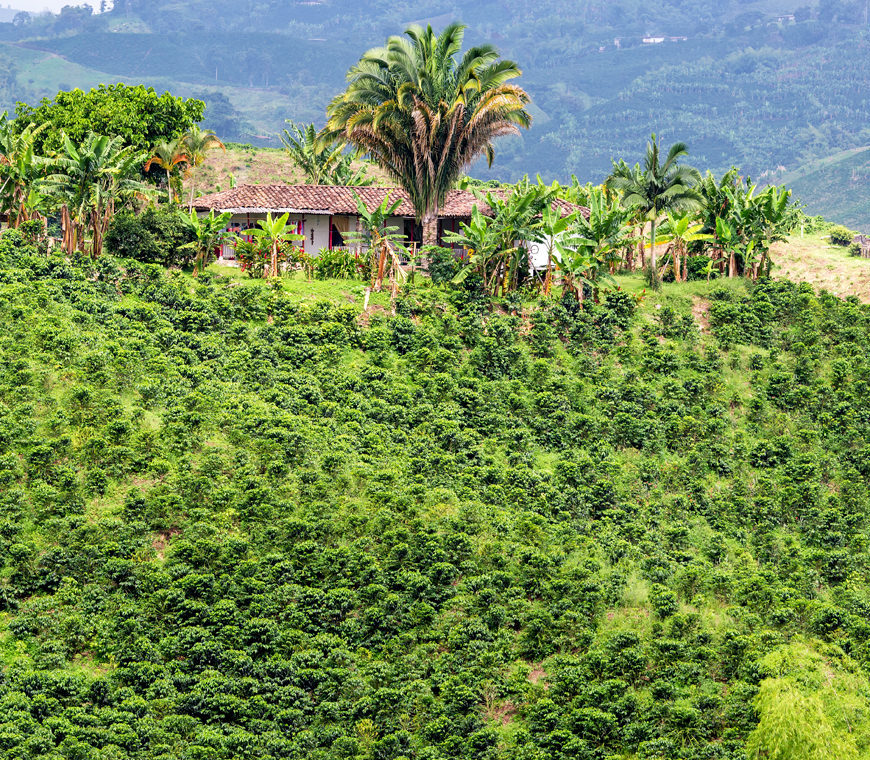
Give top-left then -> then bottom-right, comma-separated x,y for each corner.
204,206 -> 333,214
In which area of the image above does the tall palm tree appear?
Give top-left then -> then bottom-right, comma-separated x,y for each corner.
607,160 -> 647,271
44,133 -> 151,257
145,138 -> 188,205
606,134 -> 701,287
183,126 -> 225,211
323,23 -> 532,246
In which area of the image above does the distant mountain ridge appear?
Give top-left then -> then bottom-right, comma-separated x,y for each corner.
773,146 -> 870,231
0,0 -> 868,226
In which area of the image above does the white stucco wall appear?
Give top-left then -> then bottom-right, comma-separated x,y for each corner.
305,214 -> 331,255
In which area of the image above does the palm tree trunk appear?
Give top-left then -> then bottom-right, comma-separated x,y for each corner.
638,226 -> 646,269
166,168 -> 173,206
422,212 -> 438,247
271,240 -> 279,277
188,168 -> 196,212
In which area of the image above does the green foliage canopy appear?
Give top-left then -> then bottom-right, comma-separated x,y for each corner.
15,83 -> 205,155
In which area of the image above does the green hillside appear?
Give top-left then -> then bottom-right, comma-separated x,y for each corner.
772,147 -> 870,231
3,233 -> 870,758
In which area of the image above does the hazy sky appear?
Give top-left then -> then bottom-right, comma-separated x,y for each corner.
6,1 -> 94,12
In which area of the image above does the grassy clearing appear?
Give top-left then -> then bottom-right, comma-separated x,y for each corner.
194,143 -> 390,195
195,145 -> 305,193
609,235 -> 870,306
205,264 -> 393,310
771,233 -> 870,302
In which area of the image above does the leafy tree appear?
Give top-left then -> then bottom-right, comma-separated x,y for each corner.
323,23 -> 531,246
606,134 -> 701,288
105,206 -> 197,266
747,640 -> 870,760
15,84 -> 204,156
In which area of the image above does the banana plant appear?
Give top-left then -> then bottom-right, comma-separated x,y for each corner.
184,209 -> 235,274
656,212 -> 712,282
443,205 -> 502,292
752,185 -> 791,279
445,181 -> 552,296
578,186 -> 635,275
534,204 -> 581,295
0,117 -> 48,228
244,212 -> 304,278
346,192 -> 407,291
714,216 -> 736,279
554,230 -> 618,304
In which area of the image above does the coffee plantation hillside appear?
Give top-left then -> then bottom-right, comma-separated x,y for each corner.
2,234 -> 870,760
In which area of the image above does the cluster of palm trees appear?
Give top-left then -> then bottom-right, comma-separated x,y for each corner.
424,139 -> 795,301
144,126 -> 225,209
316,24 -> 794,300
0,115 -> 224,257
603,136 -> 794,288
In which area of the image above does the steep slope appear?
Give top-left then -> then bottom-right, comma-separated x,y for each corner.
2,236 -> 870,758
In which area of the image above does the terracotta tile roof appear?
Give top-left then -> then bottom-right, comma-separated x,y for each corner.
193,184 -> 588,219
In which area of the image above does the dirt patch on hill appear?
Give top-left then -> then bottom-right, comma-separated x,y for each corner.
772,236 -> 870,303
152,528 -> 181,560
692,297 -> 711,333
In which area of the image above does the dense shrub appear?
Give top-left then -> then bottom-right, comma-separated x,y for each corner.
425,245 -> 461,284
105,207 -> 196,266
828,224 -> 855,246
313,247 -> 366,279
